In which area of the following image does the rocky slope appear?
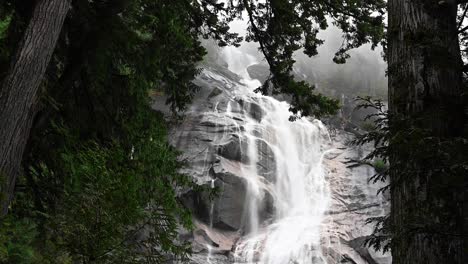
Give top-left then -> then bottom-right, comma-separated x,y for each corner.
154,57 -> 390,264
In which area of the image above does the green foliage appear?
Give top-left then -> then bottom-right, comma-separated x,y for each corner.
2,0 -> 216,262
46,120 -> 192,263
1,0 -> 388,262
0,15 -> 10,39
0,10 -> 12,77
232,0 -> 385,118
0,216 -> 39,264
372,159 -> 387,174
11,112 -> 193,263
361,121 -> 377,132
350,97 -> 468,254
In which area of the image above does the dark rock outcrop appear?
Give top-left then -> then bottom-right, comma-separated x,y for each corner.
154,62 -> 390,264
247,64 -> 269,83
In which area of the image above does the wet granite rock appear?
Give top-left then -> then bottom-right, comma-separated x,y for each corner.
208,87 -> 223,98
255,138 -> 276,183
217,135 -> 248,163
247,64 -> 269,83
156,63 -> 390,264
237,98 -> 265,122
211,160 -> 248,230
158,65 -> 277,234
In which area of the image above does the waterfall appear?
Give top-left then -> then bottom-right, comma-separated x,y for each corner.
219,46 -> 332,264
167,40 -> 391,264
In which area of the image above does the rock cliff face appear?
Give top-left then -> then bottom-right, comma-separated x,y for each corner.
154,48 -> 390,264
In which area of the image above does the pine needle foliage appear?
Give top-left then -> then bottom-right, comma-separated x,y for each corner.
350,97 -> 468,254
0,0 -> 388,262
226,0 -> 386,119
0,0 -> 236,262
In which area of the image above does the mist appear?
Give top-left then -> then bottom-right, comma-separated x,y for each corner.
203,17 -> 388,101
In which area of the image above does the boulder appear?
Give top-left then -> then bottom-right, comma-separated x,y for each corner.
211,160 -> 248,231
237,99 -> 265,122
255,138 -> 276,183
348,237 -> 378,264
208,87 -> 223,98
217,135 -> 248,163
247,64 -> 269,83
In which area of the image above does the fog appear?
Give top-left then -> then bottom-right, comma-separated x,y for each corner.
203,16 -> 388,101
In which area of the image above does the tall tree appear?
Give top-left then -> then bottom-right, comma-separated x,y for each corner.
388,0 -> 466,263
233,0 -> 386,119
0,0 -> 70,216
0,1 -> 240,261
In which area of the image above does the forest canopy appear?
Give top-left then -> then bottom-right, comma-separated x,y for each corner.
0,0 -> 466,264
0,1 -> 385,262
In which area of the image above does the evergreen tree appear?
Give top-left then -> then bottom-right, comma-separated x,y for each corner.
227,0 -> 386,119
0,0 -> 238,262
0,0 -> 70,216
0,0 -> 393,263
353,2 -> 467,263
387,1 -> 467,263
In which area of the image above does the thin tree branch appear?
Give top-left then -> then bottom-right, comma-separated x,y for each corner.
458,24 -> 468,33
458,4 -> 468,29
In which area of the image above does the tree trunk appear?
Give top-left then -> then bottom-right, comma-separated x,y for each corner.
0,0 -> 70,216
388,0 -> 465,263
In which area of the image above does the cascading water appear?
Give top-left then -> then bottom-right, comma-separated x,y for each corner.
218,46 -> 332,263
166,37 -> 390,264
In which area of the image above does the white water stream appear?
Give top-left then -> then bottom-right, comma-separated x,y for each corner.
213,46 -> 332,264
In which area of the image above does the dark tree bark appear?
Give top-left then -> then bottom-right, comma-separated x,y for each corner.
388,0 -> 465,263
0,0 -> 70,216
